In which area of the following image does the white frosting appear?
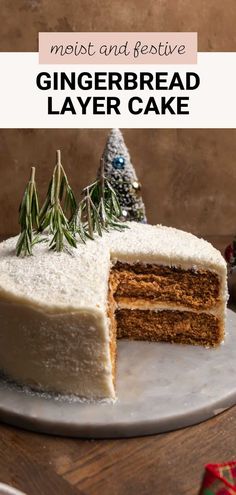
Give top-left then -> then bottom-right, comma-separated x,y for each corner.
0,223 -> 227,311
0,223 -> 227,400
109,223 -> 226,272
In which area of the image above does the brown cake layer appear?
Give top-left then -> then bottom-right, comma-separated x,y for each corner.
110,262 -> 220,310
116,309 -> 223,347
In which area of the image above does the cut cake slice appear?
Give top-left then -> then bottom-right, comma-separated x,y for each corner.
0,223 -> 228,400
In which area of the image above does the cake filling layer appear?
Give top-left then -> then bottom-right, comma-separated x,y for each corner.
116,309 -> 223,347
111,262 -> 220,310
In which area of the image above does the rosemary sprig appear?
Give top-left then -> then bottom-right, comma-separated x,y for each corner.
75,158 -> 128,241
39,150 -> 77,252
16,153 -> 128,257
16,167 -> 41,256
76,186 -> 103,241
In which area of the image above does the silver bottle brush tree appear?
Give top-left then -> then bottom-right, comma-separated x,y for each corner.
98,128 -> 147,223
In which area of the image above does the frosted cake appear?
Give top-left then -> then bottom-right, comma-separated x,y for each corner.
0,223 -> 228,400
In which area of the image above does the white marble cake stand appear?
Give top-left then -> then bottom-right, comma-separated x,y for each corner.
0,309 -> 235,439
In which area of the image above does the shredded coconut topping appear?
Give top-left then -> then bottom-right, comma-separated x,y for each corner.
0,223 -> 226,312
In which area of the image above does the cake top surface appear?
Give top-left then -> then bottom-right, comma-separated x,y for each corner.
0,223 -> 226,312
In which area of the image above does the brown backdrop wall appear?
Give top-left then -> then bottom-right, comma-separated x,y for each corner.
1,0 -> 236,51
0,129 -> 235,239
0,1 -> 236,239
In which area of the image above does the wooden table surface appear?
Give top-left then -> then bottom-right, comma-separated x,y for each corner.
0,235 -> 235,495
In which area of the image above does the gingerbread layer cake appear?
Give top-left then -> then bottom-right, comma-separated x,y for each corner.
0,223 -> 228,400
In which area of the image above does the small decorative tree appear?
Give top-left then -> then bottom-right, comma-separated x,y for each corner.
76,158 -> 127,241
39,150 -> 77,252
16,166 -> 41,256
98,128 -> 146,222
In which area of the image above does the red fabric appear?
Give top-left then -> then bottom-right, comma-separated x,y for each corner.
199,462 -> 236,495
225,244 -> 234,264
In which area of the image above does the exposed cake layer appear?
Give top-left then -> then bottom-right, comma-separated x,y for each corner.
110,262 -> 220,311
116,308 -> 224,347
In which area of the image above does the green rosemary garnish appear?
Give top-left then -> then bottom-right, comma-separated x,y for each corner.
39,150 -> 77,252
76,158 -> 127,241
16,167 -> 41,256
16,153 -> 128,257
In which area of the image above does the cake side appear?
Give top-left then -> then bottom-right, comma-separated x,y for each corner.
0,299 -> 116,400
0,235 -> 116,400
